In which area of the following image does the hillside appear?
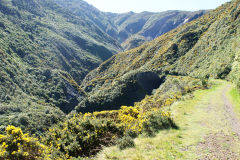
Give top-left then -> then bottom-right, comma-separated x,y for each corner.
54,0 -> 206,49
0,0 -> 122,135
54,0 -> 116,36
0,0 -> 239,159
107,10 -> 206,45
121,35 -> 148,51
0,0 -> 208,135
97,80 -> 240,159
77,0 -> 240,113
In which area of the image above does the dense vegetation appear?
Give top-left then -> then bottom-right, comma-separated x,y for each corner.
121,35 -> 148,51
0,0 -> 239,159
78,0 -> 239,113
54,0 -> 206,49
0,75 -> 206,159
0,125 -> 50,159
0,0 -> 123,135
0,0 -> 205,136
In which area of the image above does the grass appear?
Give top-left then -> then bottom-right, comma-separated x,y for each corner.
229,86 -> 240,118
95,80 -> 240,160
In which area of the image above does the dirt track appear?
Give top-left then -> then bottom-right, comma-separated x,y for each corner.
198,84 -> 240,160
222,85 -> 240,137
96,81 -> 240,160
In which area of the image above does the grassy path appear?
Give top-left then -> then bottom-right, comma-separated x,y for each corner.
96,80 -> 240,160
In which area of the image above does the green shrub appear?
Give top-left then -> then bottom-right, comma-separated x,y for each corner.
0,126 -> 50,160
142,110 -> 178,137
201,78 -> 208,88
42,105 -> 177,158
117,136 -> 135,150
42,114 -> 125,158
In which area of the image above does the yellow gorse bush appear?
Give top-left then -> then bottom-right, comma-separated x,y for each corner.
42,101 -> 174,158
0,76 -> 203,159
118,106 -> 145,133
0,125 -> 50,160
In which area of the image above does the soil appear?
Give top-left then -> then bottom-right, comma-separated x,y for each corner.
198,85 -> 240,160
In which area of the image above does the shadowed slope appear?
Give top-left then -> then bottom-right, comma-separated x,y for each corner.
77,0 -> 239,112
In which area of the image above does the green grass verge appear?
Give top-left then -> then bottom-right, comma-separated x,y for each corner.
229,86 -> 240,118
96,80 -> 227,160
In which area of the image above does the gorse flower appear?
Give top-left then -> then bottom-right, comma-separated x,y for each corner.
0,125 -> 50,160
0,75 -> 205,159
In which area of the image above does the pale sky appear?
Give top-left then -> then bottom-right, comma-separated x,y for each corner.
84,0 -> 231,13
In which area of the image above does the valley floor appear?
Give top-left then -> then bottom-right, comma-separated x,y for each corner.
96,80 -> 240,160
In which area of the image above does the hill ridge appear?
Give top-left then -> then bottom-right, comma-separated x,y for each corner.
54,0 -> 207,50
76,0 -> 239,113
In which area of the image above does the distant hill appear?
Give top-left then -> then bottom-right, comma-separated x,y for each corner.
107,10 -> 207,48
77,0 -> 239,113
54,0 -> 207,50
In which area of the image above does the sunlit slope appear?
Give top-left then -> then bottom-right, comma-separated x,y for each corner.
54,0 -> 206,49
78,0 -> 240,112
0,0 -> 122,134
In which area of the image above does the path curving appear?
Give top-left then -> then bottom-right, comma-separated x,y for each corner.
96,80 -> 240,160
197,83 -> 240,160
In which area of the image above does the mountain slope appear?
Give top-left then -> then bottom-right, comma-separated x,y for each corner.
0,0 -> 205,136
54,0 -> 206,49
0,0 -> 122,134
0,0 -> 236,135
77,0 -> 240,113
107,10 -> 206,43
54,0 -> 116,36
0,0 -> 123,83
0,0 -> 239,159
121,35 -> 148,51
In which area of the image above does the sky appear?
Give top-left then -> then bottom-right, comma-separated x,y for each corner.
84,0 -> 231,13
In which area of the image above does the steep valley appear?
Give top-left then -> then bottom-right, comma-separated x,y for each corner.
0,0 -> 207,136
77,0 -> 240,114
0,0 -> 122,135
55,0 -> 207,50
0,0 -> 239,159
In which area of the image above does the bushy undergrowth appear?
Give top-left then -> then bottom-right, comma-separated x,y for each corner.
0,126 -> 50,160
117,136 -> 135,150
41,76 -> 205,158
229,36 -> 240,89
42,114 -> 124,159
0,76 -> 207,159
42,104 -> 175,159
142,109 -> 178,137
